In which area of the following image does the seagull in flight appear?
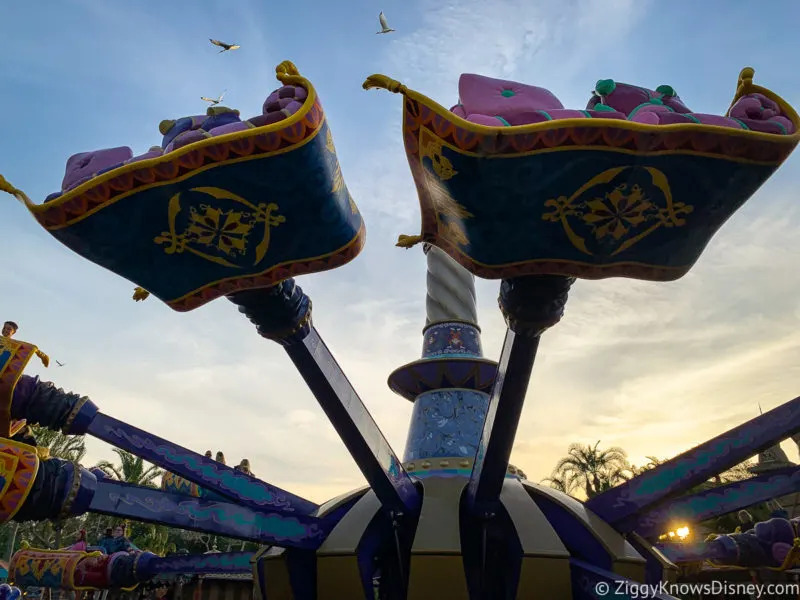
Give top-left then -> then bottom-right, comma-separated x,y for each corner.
209,39 -> 240,53
377,12 -> 395,34
55,360 -> 65,367
201,90 -> 227,106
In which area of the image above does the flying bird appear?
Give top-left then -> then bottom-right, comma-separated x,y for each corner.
201,90 -> 227,106
209,39 -> 240,53
377,12 -> 395,34
55,360 -> 65,367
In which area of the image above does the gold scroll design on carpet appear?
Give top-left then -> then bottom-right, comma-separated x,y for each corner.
541,166 -> 693,256
154,187 -> 286,268
326,129 -> 357,215
420,136 -> 472,247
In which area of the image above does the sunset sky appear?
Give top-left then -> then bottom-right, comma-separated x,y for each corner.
2,0 -> 800,502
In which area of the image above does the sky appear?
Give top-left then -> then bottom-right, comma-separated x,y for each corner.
2,0 -> 800,503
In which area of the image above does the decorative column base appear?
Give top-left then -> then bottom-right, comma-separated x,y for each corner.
404,389 -> 489,462
388,321 -> 499,463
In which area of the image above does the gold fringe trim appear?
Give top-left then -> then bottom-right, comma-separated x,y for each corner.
362,74 -> 408,94
275,61 -> 304,87
0,174 -> 35,210
396,234 -> 423,249
132,287 -> 150,302
35,350 -> 49,368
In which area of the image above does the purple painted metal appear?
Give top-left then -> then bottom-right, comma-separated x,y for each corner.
588,396 -> 800,529
137,551 -> 254,577
285,328 -> 421,515
87,413 -> 318,515
466,330 -> 540,517
634,466 -> 800,538
89,480 -> 332,550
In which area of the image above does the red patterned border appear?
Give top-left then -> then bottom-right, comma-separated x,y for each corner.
35,99 -> 325,230
402,96 -> 800,282
0,440 -> 39,524
0,340 -> 35,437
403,97 -> 798,163
167,222 -> 366,311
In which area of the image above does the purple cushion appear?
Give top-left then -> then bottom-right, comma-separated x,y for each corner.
465,114 -> 508,126
465,108 -> 628,126
458,74 -> 564,122
450,104 -> 467,118
629,111 -> 746,129
201,107 -> 241,131
126,148 -> 164,164
263,85 -> 308,115
170,129 -> 211,150
730,93 -> 795,133
62,147 -> 133,191
248,113 -> 288,127
209,121 -> 254,136
160,115 -> 206,149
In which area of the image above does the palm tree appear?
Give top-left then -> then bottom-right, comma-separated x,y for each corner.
541,473 -> 578,497
551,441 -> 631,499
28,425 -> 87,462
630,456 -> 666,477
95,448 -> 163,487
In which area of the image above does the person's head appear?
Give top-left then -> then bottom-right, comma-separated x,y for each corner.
738,510 -> 753,523
2,322 -> 18,337
104,527 -> 113,538
204,450 -> 212,458
113,524 -> 125,538
238,458 -> 251,473
155,584 -> 169,599
215,451 -> 225,464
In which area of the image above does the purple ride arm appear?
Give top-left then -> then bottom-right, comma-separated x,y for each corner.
466,276 -> 574,517
634,466 -> 800,539
228,280 -> 421,516
87,413 -> 317,515
137,551 -> 254,578
10,375 -> 318,516
587,398 -> 800,532
89,480 -> 331,550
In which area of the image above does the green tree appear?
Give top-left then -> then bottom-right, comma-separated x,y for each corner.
540,473 -> 579,497
29,425 -> 87,462
548,441 -> 632,499
95,448 -> 162,487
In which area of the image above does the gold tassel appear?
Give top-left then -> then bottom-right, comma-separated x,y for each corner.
0,174 -> 36,209
395,234 -> 423,249
0,174 -> 19,195
132,287 -> 150,302
362,74 -> 408,95
35,350 -> 49,368
35,447 -> 51,461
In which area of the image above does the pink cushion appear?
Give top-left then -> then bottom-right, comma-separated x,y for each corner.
458,74 -> 563,122
589,80 -> 691,115
730,93 -> 795,134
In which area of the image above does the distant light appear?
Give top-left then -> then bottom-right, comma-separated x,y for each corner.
676,526 -> 690,539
